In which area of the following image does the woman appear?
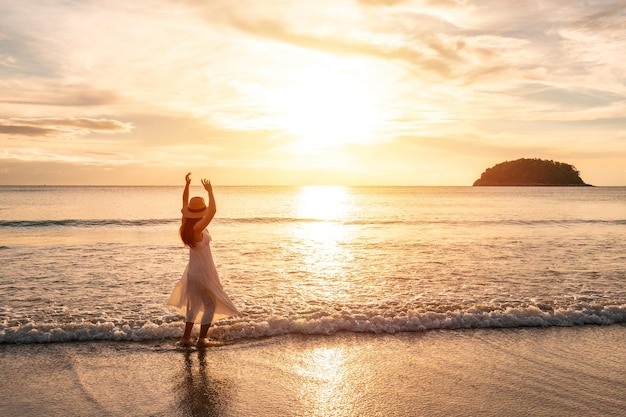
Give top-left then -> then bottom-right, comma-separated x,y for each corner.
168,173 -> 239,347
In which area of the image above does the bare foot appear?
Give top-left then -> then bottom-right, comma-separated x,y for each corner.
196,338 -> 219,348
176,338 -> 194,348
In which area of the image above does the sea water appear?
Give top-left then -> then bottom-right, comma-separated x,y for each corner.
1,185 -> 625,344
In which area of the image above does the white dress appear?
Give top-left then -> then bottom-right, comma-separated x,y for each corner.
168,230 -> 239,325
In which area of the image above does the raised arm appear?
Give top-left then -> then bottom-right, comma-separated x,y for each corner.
194,179 -> 217,232
182,172 -> 191,209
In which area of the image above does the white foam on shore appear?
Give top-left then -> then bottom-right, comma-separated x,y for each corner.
2,303 -> 625,344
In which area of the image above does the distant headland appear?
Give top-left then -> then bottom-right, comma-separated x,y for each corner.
473,158 -> 591,186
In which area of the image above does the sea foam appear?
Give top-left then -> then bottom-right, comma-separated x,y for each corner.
2,303 -> 624,345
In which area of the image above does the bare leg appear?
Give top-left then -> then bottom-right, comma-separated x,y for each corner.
197,324 -> 212,347
199,323 -> 210,339
179,322 -> 194,346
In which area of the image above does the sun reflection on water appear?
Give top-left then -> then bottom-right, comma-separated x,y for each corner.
291,186 -> 356,301
295,345 -> 351,416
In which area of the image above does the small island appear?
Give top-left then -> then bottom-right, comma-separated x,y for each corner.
473,158 -> 590,186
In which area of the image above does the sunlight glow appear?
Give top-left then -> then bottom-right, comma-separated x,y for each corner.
267,65 -> 385,150
290,186 -> 356,301
296,185 -> 351,221
296,346 -> 350,416
3,2 -> 626,186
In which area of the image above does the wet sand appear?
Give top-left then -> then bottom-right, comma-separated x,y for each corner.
1,325 -> 625,417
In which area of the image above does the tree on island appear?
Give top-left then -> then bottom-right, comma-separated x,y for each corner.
473,158 -> 589,186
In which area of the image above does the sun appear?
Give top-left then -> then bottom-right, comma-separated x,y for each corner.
268,64 -> 384,150
296,185 -> 351,221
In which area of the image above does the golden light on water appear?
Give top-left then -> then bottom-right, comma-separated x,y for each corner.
295,346 -> 351,416
293,186 -> 355,301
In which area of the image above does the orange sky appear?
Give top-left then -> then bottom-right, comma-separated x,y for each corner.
1,0 -> 625,185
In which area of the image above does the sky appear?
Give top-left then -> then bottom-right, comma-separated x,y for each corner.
1,0 -> 625,186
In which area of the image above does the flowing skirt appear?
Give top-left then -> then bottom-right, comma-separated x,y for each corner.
168,231 -> 239,325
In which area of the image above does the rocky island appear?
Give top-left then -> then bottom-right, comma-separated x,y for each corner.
473,158 -> 590,186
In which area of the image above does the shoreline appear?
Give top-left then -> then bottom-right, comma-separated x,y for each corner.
1,325 -> 625,417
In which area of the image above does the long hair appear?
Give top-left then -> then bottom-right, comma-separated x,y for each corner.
179,217 -> 202,248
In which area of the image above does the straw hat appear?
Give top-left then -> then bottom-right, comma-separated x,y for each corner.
181,196 -> 207,218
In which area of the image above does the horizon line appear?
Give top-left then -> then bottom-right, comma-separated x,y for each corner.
1,183 -> 622,188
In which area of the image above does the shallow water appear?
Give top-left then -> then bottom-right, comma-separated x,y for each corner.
1,186 -> 625,344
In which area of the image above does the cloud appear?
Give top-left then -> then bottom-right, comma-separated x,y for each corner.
0,0 -> 625,185
228,16 -> 476,79
0,125 -> 56,137
0,83 -> 119,107
356,0 -> 466,7
357,0 -> 408,6
508,83 -> 624,110
225,6 -> 544,85
571,2 -> 626,33
0,117 -> 133,138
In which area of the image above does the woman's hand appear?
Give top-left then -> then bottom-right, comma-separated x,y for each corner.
195,178 -> 216,229
201,179 -> 212,192
185,172 -> 192,184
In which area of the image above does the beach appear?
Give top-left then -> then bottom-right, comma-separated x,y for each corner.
2,186 -> 625,415
1,325 -> 625,417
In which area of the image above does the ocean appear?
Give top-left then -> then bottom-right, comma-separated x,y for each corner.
1,185 -> 625,344
1,185 -> 626,417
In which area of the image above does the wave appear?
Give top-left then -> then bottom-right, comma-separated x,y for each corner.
343,219 -> 626,227
0,217 -> 311,228
1,217 -> 624,229
2,303 -> 624,345
0,218 -> 177,228
220,217 -> 321,224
